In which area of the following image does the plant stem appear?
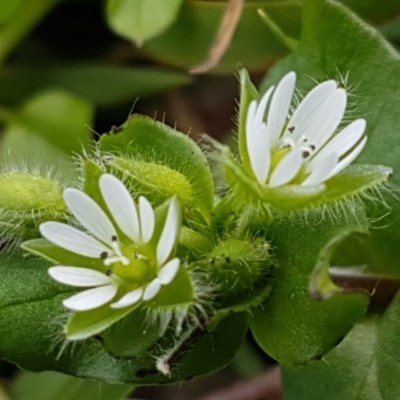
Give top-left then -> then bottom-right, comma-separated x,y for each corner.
0,0 -> 58,67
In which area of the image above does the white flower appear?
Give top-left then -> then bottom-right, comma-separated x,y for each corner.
245,72 -> 367,187
40,174 -> 181,312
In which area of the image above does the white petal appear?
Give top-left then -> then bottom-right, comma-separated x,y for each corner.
99,174 -> 141,243
156,197 -> 180,267
40,222 -> 110,258
247,123 -> 271,185
302,152 -> 339,186
285,80 -> 337,139
311,119 -> 366,164
143,278 -> 162,301
330,136 -> 367,177
254,86 -> 275,125
303,89 -> 347,151
138,196 -> 155,243
267,72 -> 296,145
158,258 -> 180,285
63,285 -> 118,311
111,288 -> 144,309
64,188 -> 117,246
245,100 -> 258,134
269,149 -> 303,188
49,266 -> 112,287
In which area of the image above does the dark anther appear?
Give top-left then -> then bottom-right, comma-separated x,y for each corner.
303,138 -> 308,142
100,251 -> 108,259
310,145 -> 316,151
225,257 -> 231,263
302,151 -> 310,158
106,269 -> 112,276
288,126 -> 295,133
111,235 -> 118,241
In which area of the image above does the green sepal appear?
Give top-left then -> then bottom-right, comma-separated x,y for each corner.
22,238 -> 105,271
178,226 -> 214,256
147,267 -> 195,309
208,279 -> 272,332
65,303 -> 139,341
223,147 -> 392,212
101,308 -> 162,358
99,114 -> 214,223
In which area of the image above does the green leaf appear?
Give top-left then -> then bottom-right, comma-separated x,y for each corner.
106,0 -> 183,43
0,252 -> 248,384
250,207 -> 370,366
259,0 -> 400,277
282,316 -> 382,400
0,64 -> 190,107
11,371 -> 133,400
376,290 -> 400,399
0,0 -> 22,25
282,289 -> 400,399
100,114 -> 214,223
2,90 -> 94,181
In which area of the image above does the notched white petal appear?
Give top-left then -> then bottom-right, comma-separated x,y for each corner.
254,86 -> 274,125
269,149 -> 303,188
40,222 -> 110,258
302,152 -> 339,186
247,123 -> 270,185
143,278 -> 162,301
331,136 -> 367,177
111,288 -> 144,309
158,258 -> 180,285
156,197 -> 180,267
99,174 -> 141,243
64,188 -> 117,246
138,196 -> 155,243
63,284 -> 118,311
286,80 -> 337,138
268,72 -> 296,145
48,266 -> 112,287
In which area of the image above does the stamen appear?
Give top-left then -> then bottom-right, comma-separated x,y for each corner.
288,126 -> 295,133
302,151 -> 310,158
100,251 -> 108,259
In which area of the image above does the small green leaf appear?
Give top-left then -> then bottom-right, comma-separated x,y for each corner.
0,64 -> 190,107
106,0 -> 183,43
250,207 -> 370,366
11,371 -> 133,400
282,317 -> 381,400
100,115 -> 214,222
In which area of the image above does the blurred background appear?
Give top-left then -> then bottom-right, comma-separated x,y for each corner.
1,0 -> 400,398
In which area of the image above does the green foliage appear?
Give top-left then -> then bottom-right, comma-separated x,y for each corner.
106,0 -> 184,44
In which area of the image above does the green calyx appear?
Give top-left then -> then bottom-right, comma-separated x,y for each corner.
222,147 -> 392,213
105,156 -> 195,208
0,171 -> 66,240
202,238 -> 271,297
